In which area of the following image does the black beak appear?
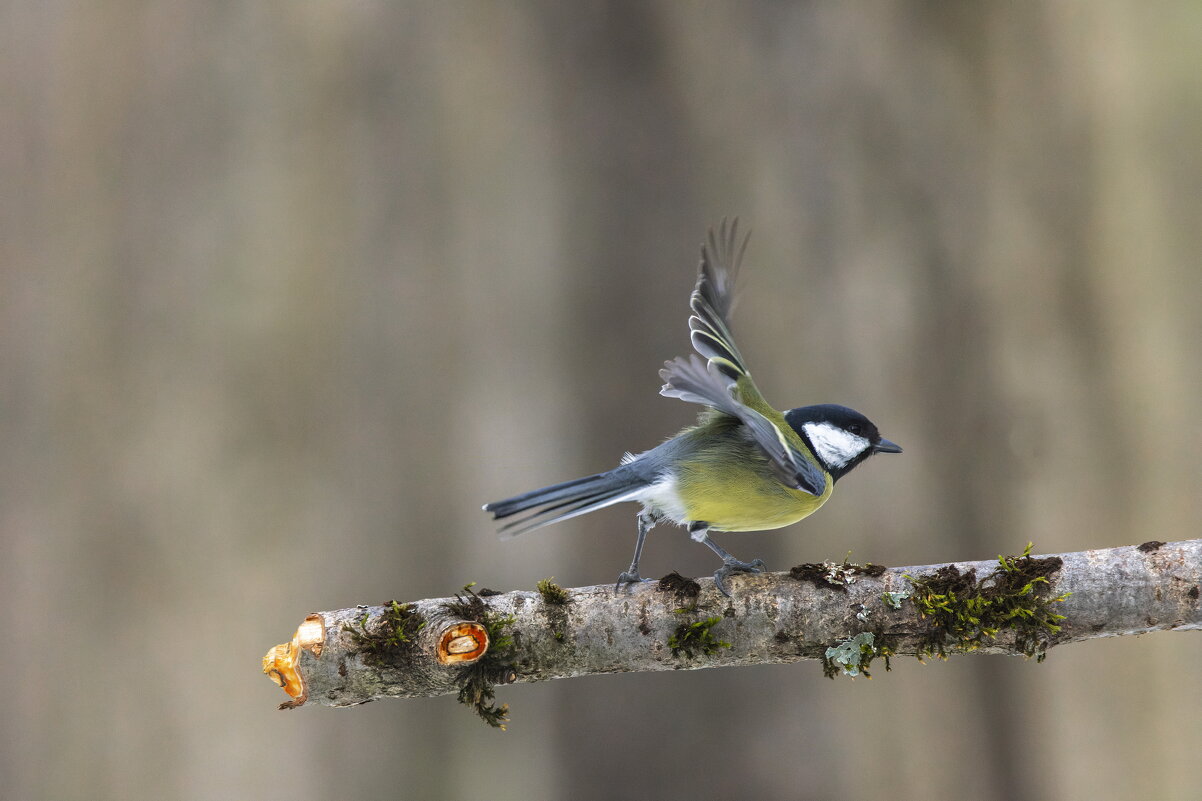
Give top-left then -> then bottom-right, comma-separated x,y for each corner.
874,438 -> 902,454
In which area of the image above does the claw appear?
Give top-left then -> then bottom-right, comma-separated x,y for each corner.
615,571 -> 653,591
712,557 -> 765,596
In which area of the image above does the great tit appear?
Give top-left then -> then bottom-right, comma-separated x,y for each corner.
484,219 -> 901,595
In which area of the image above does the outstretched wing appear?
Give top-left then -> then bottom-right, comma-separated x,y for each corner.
686,218 -> 750,380
660,219 -> 827,497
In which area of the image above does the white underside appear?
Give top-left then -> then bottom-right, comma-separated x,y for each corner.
632,474 -> 689,525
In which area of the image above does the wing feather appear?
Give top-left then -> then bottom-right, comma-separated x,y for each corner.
659,356 -> 826,497
659,219 -> 827,496
688,218 -> 750,378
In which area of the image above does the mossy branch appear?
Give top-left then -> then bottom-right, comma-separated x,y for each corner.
264,540 -> 1202,723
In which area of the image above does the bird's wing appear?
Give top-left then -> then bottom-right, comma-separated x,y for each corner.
659,219 -> 827,497
686,218 -> 750,382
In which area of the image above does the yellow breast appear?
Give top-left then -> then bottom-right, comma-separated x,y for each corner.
672,454 -> 834,532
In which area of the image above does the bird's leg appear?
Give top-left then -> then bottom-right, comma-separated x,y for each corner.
690,522 -> 765,597
615,511 -> 657,590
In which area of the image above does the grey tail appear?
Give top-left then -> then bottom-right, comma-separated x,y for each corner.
483,468 -> 648,540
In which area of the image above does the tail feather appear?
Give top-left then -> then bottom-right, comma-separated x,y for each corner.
483,471 -> 612,518
484,468 -> 647,540
496,487 -> 644,540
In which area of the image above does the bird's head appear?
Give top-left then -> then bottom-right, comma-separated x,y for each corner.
784,404 -> 902,480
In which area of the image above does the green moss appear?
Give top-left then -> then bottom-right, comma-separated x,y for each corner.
906,543 -> 1070,662
443,582 -> 487,619
343,600 -> 426,665
442,584 -> 518,729
535,578 -> 572,645
536,578 -> 570,605
668,608 -> 731,659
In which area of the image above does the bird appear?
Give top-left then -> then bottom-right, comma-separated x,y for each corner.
483,219 -> 901,595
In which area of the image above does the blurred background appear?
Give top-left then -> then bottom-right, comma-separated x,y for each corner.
3,2 -> 1201,799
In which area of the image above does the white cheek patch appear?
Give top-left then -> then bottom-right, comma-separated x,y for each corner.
802,422 -> 871,470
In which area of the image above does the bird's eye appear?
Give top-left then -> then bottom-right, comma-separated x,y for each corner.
847,424 -> 862,435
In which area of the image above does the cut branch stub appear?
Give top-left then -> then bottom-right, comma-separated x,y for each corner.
437,622 -> 489,664
261,614 -> 325,709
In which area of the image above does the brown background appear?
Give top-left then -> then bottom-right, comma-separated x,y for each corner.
3,3 -> 1201,800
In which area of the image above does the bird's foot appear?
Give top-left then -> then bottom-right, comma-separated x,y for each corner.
712,557 -> 766,597
615,570 -> 654,591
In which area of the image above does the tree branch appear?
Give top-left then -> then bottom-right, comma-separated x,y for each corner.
263,540 -> 1201,725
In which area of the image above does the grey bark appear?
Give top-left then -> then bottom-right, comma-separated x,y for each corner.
278,540 -> 1201,709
